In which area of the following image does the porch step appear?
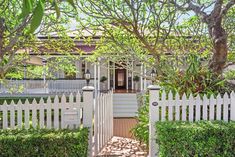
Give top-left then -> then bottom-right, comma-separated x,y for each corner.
113,93 -> 138,117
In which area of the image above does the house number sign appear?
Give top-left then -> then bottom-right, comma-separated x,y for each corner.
152,102 -> 158,106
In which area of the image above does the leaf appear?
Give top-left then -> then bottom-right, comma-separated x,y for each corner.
20,0 -> 33,19
54,1 -> 60,19
29,0 -> 45,33
66,0 -> 76,8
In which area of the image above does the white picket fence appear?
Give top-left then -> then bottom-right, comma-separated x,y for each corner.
0,93 -> 84,130
0,86 -> 113,157
148,85 -> 235,157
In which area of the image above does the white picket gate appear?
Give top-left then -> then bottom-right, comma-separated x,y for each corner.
94,91 -> 113,156
148,85 -> 235,157
0,86 -> 114,157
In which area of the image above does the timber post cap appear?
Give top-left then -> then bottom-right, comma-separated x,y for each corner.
82,86 -> 95,91
147,85 -> 161,90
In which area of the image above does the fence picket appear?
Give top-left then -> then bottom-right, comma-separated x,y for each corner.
223,93 -> 229,122
231,91 -> 235,121
209,95 -> 216,120
98,94 -> 102,151
182,93 -> 187,121
2,101 -> 8,129
216,94 -> 222,120
39,98 -> 45,128
17,100 -> 23,129
161,91 -> 166,121
76,92 -> 81,128
46,97 -> 52,129
168,91 -> 173,121
24,99 -> 30,129
61,94 -> 67,129
102,94 -> 105,149
195,95 -> 201,121
94,94 -> 98,155
32,99 -> 37,128
188,94 -> 194,122
69,93 -> 75,129
104,94 -> 107,143
54,95 -> 59,129
10,101 -> 15,129
202,95 -> 209,120
175,93 -> 180,121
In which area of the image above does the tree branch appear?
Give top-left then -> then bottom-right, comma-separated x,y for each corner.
167,0 -> 208,22
221,0 -> 235,16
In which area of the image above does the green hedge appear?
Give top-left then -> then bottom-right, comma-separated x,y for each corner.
156,121 -> 235,157
0,128 -> 89,157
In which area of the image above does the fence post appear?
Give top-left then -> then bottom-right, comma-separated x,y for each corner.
148,85 -> 161,157
82,86 -> 94,157
231,91 -> 235,121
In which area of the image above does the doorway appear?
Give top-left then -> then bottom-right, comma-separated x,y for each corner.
115,68 -> 126,89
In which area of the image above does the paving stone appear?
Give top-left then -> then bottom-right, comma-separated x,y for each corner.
98,136 -> 147,157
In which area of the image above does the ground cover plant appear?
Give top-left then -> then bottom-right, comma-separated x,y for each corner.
155,121 -> 235,157
0,128 -> 89,157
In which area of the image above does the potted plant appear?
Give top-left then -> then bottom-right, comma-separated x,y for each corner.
133,75 -> 140,90
100,76 -> 107,90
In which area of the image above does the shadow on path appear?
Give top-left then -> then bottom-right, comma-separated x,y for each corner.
98,136 -> 147,157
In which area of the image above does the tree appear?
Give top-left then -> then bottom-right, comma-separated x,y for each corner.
0,0 -> 76,79
76,0 -> 235,74
168,0 -> 235,74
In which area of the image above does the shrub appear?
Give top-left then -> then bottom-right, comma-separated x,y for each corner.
224,70 -> 235,80
133,75 -> 140,82
0,128 -> 89,157
100,76 -> 107,82
156,121 -> 235,157
132,94 -> 149,146
159,54 -> 230,96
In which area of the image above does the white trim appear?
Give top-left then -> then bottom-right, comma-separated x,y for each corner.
126,67 -> 129,90
85,61 -> 88,71
94,64 -> 97,92
108,61 -> 110,90
144,65 -> 147,90
140,63 -> 143,91
131,61 -> 134,90
98,62 -> 100,91
113,64 -> 115,89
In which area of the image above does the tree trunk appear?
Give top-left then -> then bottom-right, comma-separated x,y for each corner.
208,22 -> 228,74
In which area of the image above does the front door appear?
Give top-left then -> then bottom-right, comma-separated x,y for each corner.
115,69 -> 126,89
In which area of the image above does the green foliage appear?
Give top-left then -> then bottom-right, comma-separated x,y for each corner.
159,54 -> 229,96
29,0 -> 45,33
0,128 -> 89,157
100,76 -> 107,83
156,121 -> 235,157
224,70 -> 235,80
132,94 -> 149,146
133,75 -> 140,82
0,0 -> 78,79
20,0 -> 33,19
